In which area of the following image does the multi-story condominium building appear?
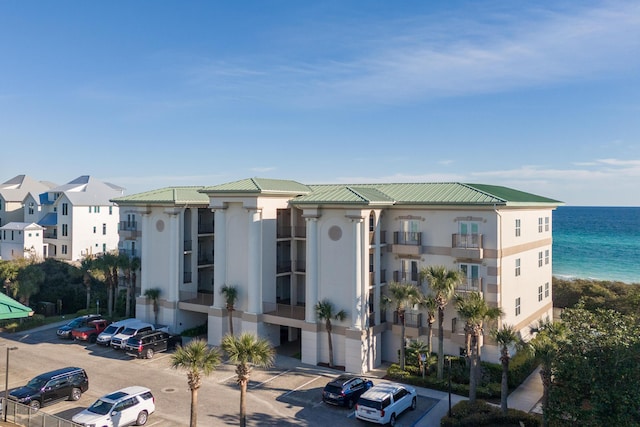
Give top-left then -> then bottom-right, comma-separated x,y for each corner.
0,175 -> 124,261
113,178 -> 562,374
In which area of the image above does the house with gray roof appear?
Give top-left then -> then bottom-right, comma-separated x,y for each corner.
113,177 -> 562,373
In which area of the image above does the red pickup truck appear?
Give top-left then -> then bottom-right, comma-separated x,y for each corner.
72,319 -> 111,343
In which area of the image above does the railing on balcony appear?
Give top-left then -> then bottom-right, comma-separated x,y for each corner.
452,233 -> 483,249
393,270 -> 419,284
456,278 -> 483,293
293,260 -> 306,272
184,271 -> 192,283
393,231 -> 422,246
368,309 -> 388,327
118,248 -> 137,257
277,225 -> 292,238
184,240 -> 192,252
198,223 -> 214,234
43,231 -> 57,239
277,261 -> 292,274
393,311 -> 423,328
293,226 -> 306,238
263,302 -> 305,320
119,221 -> 138,231
369,230 -> 388,245
180,290 -> 213,306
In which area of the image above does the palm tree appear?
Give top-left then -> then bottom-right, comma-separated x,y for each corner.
455,291 -> 503,403
421,265 -> 463,380
221,333 -> 275,427
0,260 -> 20,297
388,282 -> 423,371
420,294 -> 437,355
315,299 -> 347,368
220,285 -> 238,335
129,256 -> 141,317
118,254 -> 141,318
170,339 -> 221,427
407,339 -> 430,376
94,252 -> 119,316
490,324 -> 519,414
16,262 -> 44,306
529,318 -> 566,427
144,287 -> 162,325
80,257 -> 95,310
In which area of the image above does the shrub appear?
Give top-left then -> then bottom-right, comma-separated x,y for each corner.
440,400 -> 540,426
181,322 -> 207,337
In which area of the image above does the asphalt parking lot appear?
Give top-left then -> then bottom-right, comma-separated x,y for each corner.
0,324 -> 441,426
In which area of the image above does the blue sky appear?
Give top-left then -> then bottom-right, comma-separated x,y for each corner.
1,1 -> 639,206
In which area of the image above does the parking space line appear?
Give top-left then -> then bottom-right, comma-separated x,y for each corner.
281,374 -> 323,399
249,369 -> 292,389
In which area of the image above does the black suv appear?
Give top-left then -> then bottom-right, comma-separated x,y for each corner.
9,366 -> 89,410
322,375 -> 373,409
125,330 -> 182,359
56,314 -> 103,339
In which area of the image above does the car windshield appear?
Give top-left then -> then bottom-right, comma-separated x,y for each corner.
87,399 -> 114,415
121,327 -> 138,335
26,377 -> 47,390
68,319 -> 84,327
103,325 -> 118,334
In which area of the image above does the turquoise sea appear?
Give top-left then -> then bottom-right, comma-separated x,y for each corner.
552,206 -> 640,284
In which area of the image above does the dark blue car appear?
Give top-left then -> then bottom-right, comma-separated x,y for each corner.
322,375 -> 373,409
56,314 -> 103,339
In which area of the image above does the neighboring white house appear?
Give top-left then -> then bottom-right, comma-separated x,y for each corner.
0,222 -> 45,261
0,175 -> 55,229
113,178 -> 562,374
33,175 -> 125,261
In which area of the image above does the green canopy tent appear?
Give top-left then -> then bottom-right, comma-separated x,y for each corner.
0,293 -> 33,320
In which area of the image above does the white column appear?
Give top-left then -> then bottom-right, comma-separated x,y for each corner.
248,208 -> 262,314
305,217 -> 318,323
352,217 -> 363,330
213,208 -> 226,308
168,212 -> 180,303
374,213 -> 381,326
140,212 -> 151,293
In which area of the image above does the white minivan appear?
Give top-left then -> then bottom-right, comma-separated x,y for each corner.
355,382 -> 417,426
110,322 -> 155,350
96,318 -> 140,346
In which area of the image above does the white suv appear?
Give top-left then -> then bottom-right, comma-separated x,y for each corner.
355,382 -> 417,426
72,386 -> 155,427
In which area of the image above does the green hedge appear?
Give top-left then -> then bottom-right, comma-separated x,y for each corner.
440,400 -> 540,426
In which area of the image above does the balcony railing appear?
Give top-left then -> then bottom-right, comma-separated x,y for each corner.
277,225 -> 292,238
119,221 -> 138,231
393,311 -> 423,328
394,231 -> 422,246
263,302 -> 306,320
456,278 -> 483,293
118,248 -> 137,257
369,230 -> 388,245
393,270 -> 419,284
452,233 -> 483,249
43,231 -> 57,239
180,290 -> 213,306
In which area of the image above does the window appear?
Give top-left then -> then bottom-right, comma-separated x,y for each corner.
515,219 -> 521,237
102,223 -> 106,235
369,214 -> 375,232
28,202 -> 35,215
545,216 -> 550,232
459,264 -> 480,290
102,243 -> 106,253
62,203 -> 68,216
88,206 -> 91,213
515,258 -> 521,276
545,282 -> 550,298
399,219 -> 420,244
538,285 -> 543,302
538,251 -> 543,267
545,249 -> 550,265
93,226 -> 96,234
109,206 -> 113,215
400,259 -> 419,283
515,297 -> 521,316
452,317 -> 457,333
62,224 -> 68,237
538,217 -> 543,233
61,245 -> 68,255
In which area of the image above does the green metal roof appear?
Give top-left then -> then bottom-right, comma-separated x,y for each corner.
291,182 -> 562,206
0,293 -> 33,320
200,178 -> 312,195
111,187 -> 210,206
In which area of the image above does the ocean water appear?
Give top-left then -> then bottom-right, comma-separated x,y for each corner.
552,206 -> 640,284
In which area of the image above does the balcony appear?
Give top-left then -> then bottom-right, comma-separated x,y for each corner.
456,278 -> 483,293
393,270 -> 419,285
43,231 -> 57,239
263,302 -> 305,320
119,221 -> 140,239
367,309 -> 388,327
369,230 -> 388,245
277,225 -> 292,239
451,233 -> 483,259
389,232 -> 422,255
198,223 -> 214,234
179,291 -> 213,310
118,248 -> 137,258
393,311 -> 423,328
369,269 -> 387,285
293,226 -> 306,238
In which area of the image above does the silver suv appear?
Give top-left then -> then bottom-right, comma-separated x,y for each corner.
72,386 -> 155,427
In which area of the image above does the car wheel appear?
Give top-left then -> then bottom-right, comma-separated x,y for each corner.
89,335 -> 97,344
145,348 -> 154,359
347,398 -> 354,410
70,387 -> 82,401
29,400 -> 41,411
411,396 -> 417,410
389,413 -> 396,427
136,410 -> 148,425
